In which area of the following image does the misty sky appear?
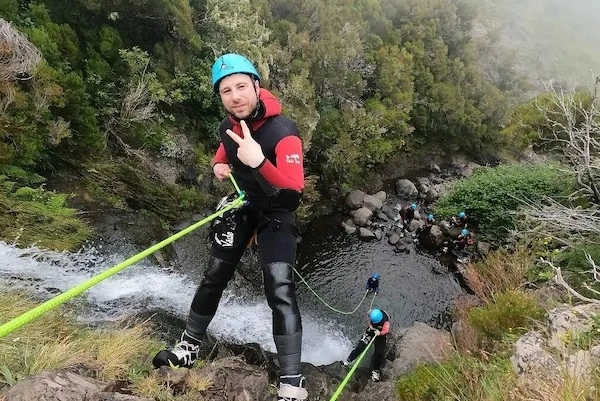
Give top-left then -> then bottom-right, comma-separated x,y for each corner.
479,0 -> 600,81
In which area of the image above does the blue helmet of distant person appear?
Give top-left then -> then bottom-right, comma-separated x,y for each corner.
211,53 -> 260,92
458,211 -> 466,218
461,228 -> 469,236
369,309 -> 383,324
372,273 -> 380,280
410,203 -> 417,210
427,214 -> 434,221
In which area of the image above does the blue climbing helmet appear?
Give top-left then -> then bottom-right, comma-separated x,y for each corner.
372,273 -> 380,280
211,53 -> 261,92
410,203 -> 417,210
427,214 -> 434,221
458,211 -> 466,218
369,309 -> 383,324
461,228 -> 469,236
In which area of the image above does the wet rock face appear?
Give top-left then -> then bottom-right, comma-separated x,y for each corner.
0,322 -> 452,401
194,357 -> 271,401
0,370 -> 151,401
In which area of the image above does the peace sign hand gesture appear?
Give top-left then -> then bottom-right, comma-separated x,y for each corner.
226,120 -> 266,168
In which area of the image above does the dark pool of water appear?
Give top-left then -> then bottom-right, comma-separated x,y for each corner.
296,213 -> 463,338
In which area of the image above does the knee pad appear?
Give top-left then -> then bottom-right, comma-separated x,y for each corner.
190,257 -> 237,313
203,256 -> 237,290
263,262 -> 301,334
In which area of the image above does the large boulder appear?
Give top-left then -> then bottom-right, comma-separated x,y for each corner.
418,225 -> 445,250
346,189 -> 366,209
0,370 -> 152,401
197,357 -> 270,401
547,304 -> 600,352
511,331 -> 560,377
395,179 -> 418,199
351,207 -> 373,226
363,194 -> 384,211
389,322 -> 453,376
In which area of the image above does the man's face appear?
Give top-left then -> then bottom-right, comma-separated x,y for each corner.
218,73 -> 260,119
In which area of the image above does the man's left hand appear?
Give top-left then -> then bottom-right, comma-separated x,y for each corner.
226,120 -> 265,168
374,330 -> 381,337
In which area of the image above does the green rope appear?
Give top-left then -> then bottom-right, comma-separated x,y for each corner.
293,268 -> 368,315
229,173 -> 243,196
0,177 -> 245,339
369,292 -> 377,309
329,336 -> 377,401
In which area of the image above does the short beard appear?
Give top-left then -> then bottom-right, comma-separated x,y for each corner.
229,99 -> 261,122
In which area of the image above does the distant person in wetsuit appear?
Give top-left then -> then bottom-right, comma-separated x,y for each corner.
366,273 -> 380,294
341,308 -> 390,382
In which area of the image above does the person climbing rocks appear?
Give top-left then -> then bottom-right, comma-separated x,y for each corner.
341,308 -> 390,382
451,211 -> 468,228
152,53 -> 307,401
454,228 -> 474,251
420,213 -> 435,233
425,213 -> 435,227
400,203 -> 417,231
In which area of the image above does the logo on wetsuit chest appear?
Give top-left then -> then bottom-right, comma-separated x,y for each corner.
285,154 -> 301,164
215,231 -> 235,247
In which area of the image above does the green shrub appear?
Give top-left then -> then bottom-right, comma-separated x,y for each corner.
83,160 -> 212,223
554,245 -> 600,299
571,314 -> 600,349
0,177 -> 92,250
435,163 -> 574,240
396,355 -> 515,401
396,362 -> 454,400
468,290 -> 544,350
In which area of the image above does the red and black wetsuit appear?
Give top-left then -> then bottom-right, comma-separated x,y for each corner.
186,89 -> 304,378
400,207 -> 415,223
347,310 -> 391,372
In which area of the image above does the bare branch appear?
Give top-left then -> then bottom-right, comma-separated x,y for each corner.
519,197 -> 600,247
540,258 -> 600,304
585,252 -> 600,282
582,283 -> 600,297
0,82 -> 16,113
537,79 -> 600,204
0,18 -> 42,83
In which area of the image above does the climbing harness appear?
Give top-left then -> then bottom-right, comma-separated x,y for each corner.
0,175 -> 246,339
293,268 -> 370,315
328,336 -> 377,401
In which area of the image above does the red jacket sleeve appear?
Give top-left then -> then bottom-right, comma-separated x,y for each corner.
380,321 -> 390,336
211,143 -> 229,166
256,136 -> 304,192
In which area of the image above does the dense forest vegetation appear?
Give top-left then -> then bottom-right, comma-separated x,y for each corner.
0,0 -> 597,249
3,2 -> 600,400
0,0 -> 514,239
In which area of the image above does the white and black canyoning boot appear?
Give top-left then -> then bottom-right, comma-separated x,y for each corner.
152,330 -> 201,369
371,369 -> 381,382
277,374 -> 308,401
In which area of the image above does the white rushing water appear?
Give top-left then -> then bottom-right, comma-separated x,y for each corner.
0,241 -> 352,365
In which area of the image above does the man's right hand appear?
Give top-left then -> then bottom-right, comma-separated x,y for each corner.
213,163 -> 232,181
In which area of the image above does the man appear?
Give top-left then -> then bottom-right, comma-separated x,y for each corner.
454,228 -> 474,251
425,213 -> 435,227
400,203 -> 417,230
417,213 -> 435,233
451,211 -> 468,228
152,53 -> 307,401
341,308 -> 390,382
365,273 -> 380,294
